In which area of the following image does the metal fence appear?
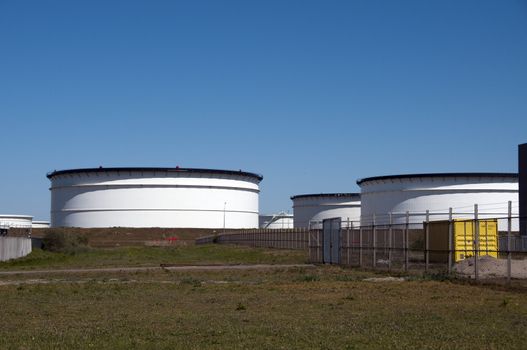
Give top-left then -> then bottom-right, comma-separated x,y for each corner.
311,203 -> 527,282
197,207 -> 527,282
195,228 -> 312,249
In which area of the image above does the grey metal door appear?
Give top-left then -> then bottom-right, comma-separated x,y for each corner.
323,218 -> 341,264
330,219 -> 341,264
323,221 -> 331,263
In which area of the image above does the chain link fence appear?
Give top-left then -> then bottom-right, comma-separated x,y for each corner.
195,228 -> 312,250
196,204 -> 527,282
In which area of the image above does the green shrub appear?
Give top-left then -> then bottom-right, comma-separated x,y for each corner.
41,231 -> 89,254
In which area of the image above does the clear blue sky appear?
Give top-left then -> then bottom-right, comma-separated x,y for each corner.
1,0 -> 526,220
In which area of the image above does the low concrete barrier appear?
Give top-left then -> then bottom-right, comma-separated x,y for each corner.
0,237 -> 32,262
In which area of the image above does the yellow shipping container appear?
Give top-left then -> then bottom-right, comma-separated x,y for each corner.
426,219 -> 498,263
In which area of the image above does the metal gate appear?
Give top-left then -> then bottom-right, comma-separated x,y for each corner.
323,217 -> 341,264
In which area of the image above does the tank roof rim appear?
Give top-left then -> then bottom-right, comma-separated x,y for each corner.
290,193 -> 361,200
0,214 -> 33,219
357,172 -> 518,185
46,167 -> 263,181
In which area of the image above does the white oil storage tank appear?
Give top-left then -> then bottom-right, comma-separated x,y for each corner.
291,193 -> 361,229
259,212 -> 294,229
357,173 -> 518,229
0,215 -> 33,237
47,167 -> 263,228
0,215 -> 33,230
32,221 -> 51,229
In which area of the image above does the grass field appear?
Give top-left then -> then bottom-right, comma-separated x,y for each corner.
0,245 -> 308,270
1,245 -> 526,349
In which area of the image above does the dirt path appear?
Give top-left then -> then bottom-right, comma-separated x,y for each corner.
0,264 -> 315,276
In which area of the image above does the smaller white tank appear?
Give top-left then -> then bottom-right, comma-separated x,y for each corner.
291,193 -> 361,229
0,215 -> 33,229
259,212 -> 294,229
32,221 -> 51,229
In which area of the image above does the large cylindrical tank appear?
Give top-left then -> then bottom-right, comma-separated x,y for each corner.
291,193 -> 361,228
259,212 -> 294,229
47,167 -> 263,228
357,173 -> 518,229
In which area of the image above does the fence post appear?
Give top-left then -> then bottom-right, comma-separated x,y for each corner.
308,229 -> 312,262
507,200 -> 512,284
347,218 -> 350,266
474,204 -> 479,281
448,208 -> 453,274
405,211 -> 409,272
425,210 -> 429,273
359,223 -> 363,268
388,212 -> 393,270
317,228 -> 322,263
295,229 -> 297,250
372,214 -> 376,268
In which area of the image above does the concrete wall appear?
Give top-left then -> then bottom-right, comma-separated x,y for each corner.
0,237 -> 32,262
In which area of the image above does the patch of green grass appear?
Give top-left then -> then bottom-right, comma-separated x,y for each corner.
407,271 -> 454,282
235,302 -> 247,311
180,276 -> 203,287
0,267 -> 526,349
294,274 -> 320,282
0,245 -> 307,270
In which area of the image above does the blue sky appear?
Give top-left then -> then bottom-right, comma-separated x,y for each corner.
1,0 -> 526,220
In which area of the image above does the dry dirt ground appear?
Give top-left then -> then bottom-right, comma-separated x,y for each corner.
455,255 -> 527,279
0,263 -> 314,277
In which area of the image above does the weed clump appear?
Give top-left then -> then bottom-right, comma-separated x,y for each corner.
295,274 -> 320,282
405,271 -> 453,282
180,277 -> 202,287
41,230 -> 89,254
